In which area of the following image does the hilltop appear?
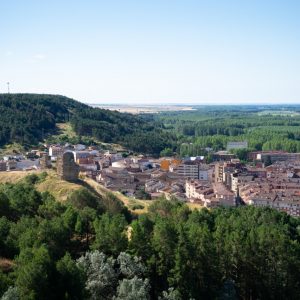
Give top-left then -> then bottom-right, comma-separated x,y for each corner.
0,93 -> 172,155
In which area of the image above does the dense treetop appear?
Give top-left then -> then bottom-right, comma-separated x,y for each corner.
0,173 -> 300,299
155,105 -> 300,157
0,93 -> 172,155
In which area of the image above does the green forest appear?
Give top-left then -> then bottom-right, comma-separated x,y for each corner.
0,94 -> 173,156
0,173 -> 300,299
155,106 -> 300,157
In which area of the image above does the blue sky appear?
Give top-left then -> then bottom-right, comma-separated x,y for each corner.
1,0 -> 300,104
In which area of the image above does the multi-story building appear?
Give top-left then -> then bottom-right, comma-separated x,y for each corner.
249,195 -> 300,217
170,161 -> 209,179
185,180 -> 214,202
231,173 -> 254,194
214,160 -> 243,184
199,167 -> 209,180
249,151 -> 300,163
170,161 -> 198,178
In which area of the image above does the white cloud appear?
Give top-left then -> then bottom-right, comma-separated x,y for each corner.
5,51 -> 13,56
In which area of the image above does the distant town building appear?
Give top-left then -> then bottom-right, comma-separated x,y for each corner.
97,167 -> 135,193
74,144 -> 86,151
199,167 -> 209,180
73,151 -> 91,161
160,158 -> 181,171
249,196 -> 300,217
104,151 -> 123,162
212,151 -> 236,161
77,157 -> 98,172
186,180 -> 236,207
258,152 -> 300,163
49,145 -> 65,159
247,151 -> 300,164
169,161 -> 209,179
227,141 -> 248,150
186,180 -> 214,202
6,160 -> 17,171
231,173 -> 254,194
0,161 -> 6,171
214,160 -> 243,184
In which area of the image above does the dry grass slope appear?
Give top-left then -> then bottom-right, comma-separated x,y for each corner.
0,170 -> 40,183
36,170 -> 82,202
0,169 -> 82,202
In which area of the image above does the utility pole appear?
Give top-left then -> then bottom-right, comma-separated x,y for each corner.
7,82 -> 10,94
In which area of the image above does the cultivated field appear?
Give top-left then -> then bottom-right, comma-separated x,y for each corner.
92,104 -> 196,114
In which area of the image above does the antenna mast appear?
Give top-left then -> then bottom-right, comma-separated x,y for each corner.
7,82 -> 10,94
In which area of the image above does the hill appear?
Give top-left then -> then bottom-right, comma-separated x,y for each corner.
0,93 -> 173,155
0,169 -> 82,201
0,169 -> 146,216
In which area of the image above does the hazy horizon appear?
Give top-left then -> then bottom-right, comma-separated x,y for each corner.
1,1 -> 300,104
92,101 -> 300,106
1,92 -> 300,106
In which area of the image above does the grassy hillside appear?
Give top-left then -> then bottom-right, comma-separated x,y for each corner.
0,169 -> 160,213
0,170 -> 39,183
0,170 -> 82,201
36,170 -> 83,202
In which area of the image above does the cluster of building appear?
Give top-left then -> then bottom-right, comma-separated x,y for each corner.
96,156 -> 211,200
217,152 -> 300,217
0,153 -> 40,171
183,149 -> 300,216
2,141 -> 300,217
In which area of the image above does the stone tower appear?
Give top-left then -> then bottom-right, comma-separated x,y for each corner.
56,152 -> 79,181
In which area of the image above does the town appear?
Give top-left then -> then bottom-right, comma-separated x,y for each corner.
2,140 -> 300,217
